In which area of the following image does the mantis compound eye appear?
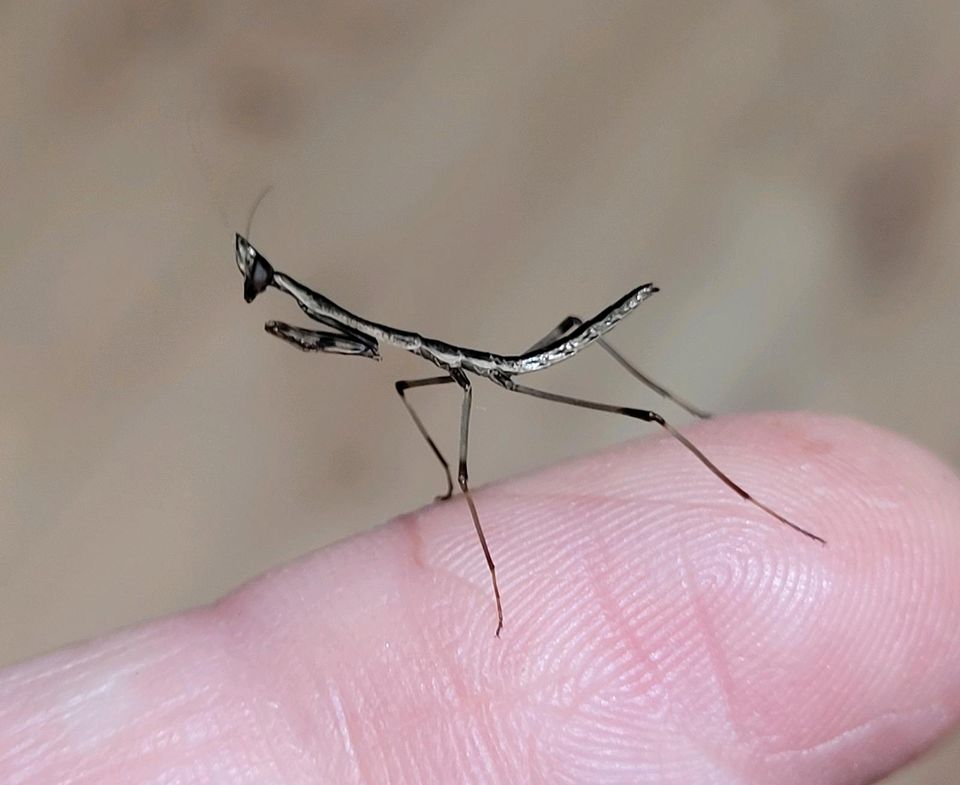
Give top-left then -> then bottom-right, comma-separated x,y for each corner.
235,234 -> 274,303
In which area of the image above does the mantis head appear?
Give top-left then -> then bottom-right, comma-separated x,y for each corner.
235,234 -> 275,303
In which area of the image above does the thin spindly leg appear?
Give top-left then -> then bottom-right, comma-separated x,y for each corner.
497,377 -> 825,545
526,316 -> 711,419
451,369 -> 503,637
395,376 -> 456,501
525,315 -> 583,353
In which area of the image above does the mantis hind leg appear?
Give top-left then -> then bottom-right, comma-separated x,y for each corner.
496,377 -> 825,545
526,315 -> 711,419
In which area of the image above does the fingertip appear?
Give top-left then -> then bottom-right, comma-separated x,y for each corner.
400,411 -> 960,780
18,412 -> 957,784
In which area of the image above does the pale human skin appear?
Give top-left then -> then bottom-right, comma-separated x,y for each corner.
2,413 -> 960,784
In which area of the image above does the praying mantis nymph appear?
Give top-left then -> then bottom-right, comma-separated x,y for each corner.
235,233 -> 825,636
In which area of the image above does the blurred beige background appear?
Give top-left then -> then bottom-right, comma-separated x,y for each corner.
2,1 -> 959,780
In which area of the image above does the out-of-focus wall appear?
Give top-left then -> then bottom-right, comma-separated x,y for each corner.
2,2 -> 958,780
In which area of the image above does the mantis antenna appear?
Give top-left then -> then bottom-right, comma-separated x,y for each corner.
245,184 -> 275,242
